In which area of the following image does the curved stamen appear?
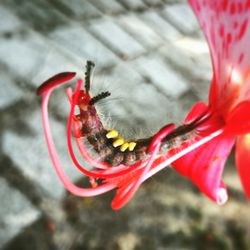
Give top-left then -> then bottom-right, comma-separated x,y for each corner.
37,72 -> 76,95
112,142 -> 161,210
111,123 -> 224,209
41,89 -> 116,196
144,128 -> 224,181
67,79 -> 110,171
112,124 -> 175,209
147,124 -> 175,153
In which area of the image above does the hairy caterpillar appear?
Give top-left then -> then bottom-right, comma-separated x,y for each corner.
72,61 -> 200,166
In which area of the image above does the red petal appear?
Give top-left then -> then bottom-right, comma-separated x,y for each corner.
37,72 -> 76,95
184,101 -> 209,124
172,133 -> 235,204
184,101 -> 224,137
235,135 -> 250,198
189,0 -> 250,113
225,100 -> 250,135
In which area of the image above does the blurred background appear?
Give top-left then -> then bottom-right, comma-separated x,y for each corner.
0,0 -> 250,249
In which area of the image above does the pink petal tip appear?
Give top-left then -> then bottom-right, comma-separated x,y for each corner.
216,187 -> 228,205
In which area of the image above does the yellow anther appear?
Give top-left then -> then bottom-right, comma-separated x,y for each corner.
113,138 -> 124,147
120,142 -> 129,152
106,129 -> 119,139
128,142 -> 136,151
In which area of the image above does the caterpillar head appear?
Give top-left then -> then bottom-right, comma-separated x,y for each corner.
76,90 -> 91,111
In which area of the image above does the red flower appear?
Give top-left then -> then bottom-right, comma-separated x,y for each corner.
37,0 -> 250,209
172,0 -> 250,204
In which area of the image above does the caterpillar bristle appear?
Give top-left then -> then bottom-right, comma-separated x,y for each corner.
85,60 -> 95,93
90,91 -> 111,105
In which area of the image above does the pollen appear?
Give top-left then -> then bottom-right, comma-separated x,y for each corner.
120,142 -> 129,152
128,142 -> 136,151
113,138 -> 125,147
106,129 -> 119,139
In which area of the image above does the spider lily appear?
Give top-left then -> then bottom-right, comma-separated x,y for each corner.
37,0 -> 250,209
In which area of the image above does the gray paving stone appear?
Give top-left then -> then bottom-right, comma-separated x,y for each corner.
0,31 -> 79,84
0,6 -> 22,33
93,62 -> 185,136
173,37 -> 211,80
160,41 -> 211,100
162,3 -> 199,35
143,0 -> 163,6
49,25 -> 119,70
57,0 -> 102,19
0,36 -> 43,79
92,63 -> 144,126
0,177 -> 40,248
0,72 -> 23,109
118,14 -> 163,49
128,82 -> 184,127
132,55 -> 189,98
141,10 -> 181,42
4,0 -> 67,33
90,18 -> 146,59
31,47 -> 80,87
90,0 -> 125,14
93,62 -> 144,92
92,63 -> 182,136
119,0 -> 146,10
2,110 -> 83,199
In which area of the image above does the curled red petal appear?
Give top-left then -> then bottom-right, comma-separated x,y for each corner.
225,100 -> 250,135
235,135 -> 250,198
37,72 -> 76,95
184,101 -> 209,124
183,102 -> 224,137
172,133 -> 235,204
